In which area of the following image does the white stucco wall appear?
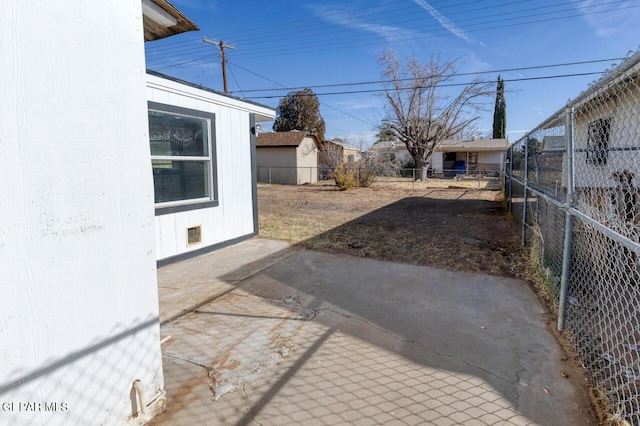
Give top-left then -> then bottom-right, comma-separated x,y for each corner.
295,138 -> 319,184
147,75 -> 275,261
0,2 -> 165,425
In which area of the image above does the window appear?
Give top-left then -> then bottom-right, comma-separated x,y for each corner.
148,102 -> 217,215
586,118 -> 610,166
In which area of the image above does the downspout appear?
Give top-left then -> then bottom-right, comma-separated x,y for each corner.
133,380 -> 147,415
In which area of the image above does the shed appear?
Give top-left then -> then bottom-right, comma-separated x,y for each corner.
256,131 -> 321,184
431,138 -> 510,177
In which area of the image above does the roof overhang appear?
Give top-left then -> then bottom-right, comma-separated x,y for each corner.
143,0 -> 199,42
436,139 -> 510,152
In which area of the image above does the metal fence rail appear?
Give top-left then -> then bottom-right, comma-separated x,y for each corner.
506,50 -> 640,424
256,165 -> 504,188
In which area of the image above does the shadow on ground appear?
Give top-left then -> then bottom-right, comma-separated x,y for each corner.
298,193 -> 526,277
151,190 -> 596,426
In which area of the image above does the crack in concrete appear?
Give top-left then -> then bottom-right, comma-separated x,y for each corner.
162,352 -> 214,373
241,383 -> 263,426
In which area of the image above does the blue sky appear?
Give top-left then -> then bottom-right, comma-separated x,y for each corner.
145,0 -> 640,147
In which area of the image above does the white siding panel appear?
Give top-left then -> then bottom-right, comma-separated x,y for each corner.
148,77 -> 265,261
431,152 -> 444,173
478,151 -> 503,163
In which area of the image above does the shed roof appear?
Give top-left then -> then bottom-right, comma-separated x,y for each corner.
257,131 -> 322,148
143,0 -> 198,42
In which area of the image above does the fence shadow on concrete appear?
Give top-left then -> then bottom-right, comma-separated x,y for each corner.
153,193 -> 595,425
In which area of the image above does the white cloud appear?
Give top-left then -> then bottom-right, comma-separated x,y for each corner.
412,0 -> 481,45
311,4 -> 423,45
574,0 -> 640,38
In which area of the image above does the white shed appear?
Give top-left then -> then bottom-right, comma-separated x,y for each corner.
146,72 -> 275,264
255,131 -> 321,184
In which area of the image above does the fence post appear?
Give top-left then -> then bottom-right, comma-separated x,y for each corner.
509,151 -> 513,211
309,167 -> 312,186
269,166 -> 272,184
521,137 -> 529,245
558,107 -> 576,331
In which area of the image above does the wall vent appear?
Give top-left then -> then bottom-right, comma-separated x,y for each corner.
187,226 -> 202,246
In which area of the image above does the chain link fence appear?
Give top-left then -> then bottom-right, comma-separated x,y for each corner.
257,165 -> 504,189
506,50 -> 640,424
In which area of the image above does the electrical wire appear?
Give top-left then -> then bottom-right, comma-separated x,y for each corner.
146,0 -> 626,63
224,61 -> 378,127
228,58 -> 625,94
243,71 -> 607,99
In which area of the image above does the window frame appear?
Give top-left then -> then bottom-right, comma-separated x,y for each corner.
585,117 -> 611,166
148,101 -> 218,216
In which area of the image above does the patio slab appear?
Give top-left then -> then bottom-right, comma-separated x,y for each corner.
151,238 -> 596,425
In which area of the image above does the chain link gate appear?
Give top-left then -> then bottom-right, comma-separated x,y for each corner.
506,50 -> 640,424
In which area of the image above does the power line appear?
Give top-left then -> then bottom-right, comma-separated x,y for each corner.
146,0 -> 627,63
225,0 -> 483,45
145,0 -> 528,59
226,62 -> 244,96
230,3 -> 635,61
228,58 -> 625,94
143,0 -> 532,60
225,61 -> 378,128
143,0 -> 426,53
243,71 -> 607,99
210,0 -> 426,39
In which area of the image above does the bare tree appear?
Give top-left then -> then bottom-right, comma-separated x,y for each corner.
380,49 -> 493,180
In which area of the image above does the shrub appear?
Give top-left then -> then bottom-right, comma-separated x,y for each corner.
334,163 -> 357,190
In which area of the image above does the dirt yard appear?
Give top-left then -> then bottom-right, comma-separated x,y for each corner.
258,182 -> 527,278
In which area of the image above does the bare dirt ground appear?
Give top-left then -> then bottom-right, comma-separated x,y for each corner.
258,182 -> 528,278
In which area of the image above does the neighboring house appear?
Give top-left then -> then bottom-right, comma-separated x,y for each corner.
320,140 -> 363,164
431,138 -> 510,177
368,140 -> 412,163
256,131 -> 321,184
568,53 -> 640,232
146,71 -> 275,264
0,1 -> 268,425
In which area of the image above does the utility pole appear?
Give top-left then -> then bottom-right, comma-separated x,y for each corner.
203,37 -> 236,93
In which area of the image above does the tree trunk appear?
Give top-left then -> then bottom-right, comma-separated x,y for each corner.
413,154 -> 428,181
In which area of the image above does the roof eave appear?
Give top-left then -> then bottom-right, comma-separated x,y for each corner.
143,0 -> 199,42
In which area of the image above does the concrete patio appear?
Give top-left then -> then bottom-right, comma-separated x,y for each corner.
150,238 -> 595,425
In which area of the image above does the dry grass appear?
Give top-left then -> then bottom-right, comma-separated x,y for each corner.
258,183 -> 527,278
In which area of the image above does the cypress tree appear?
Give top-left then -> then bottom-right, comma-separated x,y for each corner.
492,76 -> 506,139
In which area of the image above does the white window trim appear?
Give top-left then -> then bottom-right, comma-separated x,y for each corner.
148,101 -> 218,215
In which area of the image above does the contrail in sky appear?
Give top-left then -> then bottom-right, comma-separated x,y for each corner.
412,0 -> 484,46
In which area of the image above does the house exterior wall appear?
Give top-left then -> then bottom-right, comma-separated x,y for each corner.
1,2 -> 164,425
573,90 -> 640,190
431,152 -> 444,174
256,147 -> 298,184
295,137 -> 319,184
432,150 -> 504,174
146,75 -> 272,262
478,151 -> 504,164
